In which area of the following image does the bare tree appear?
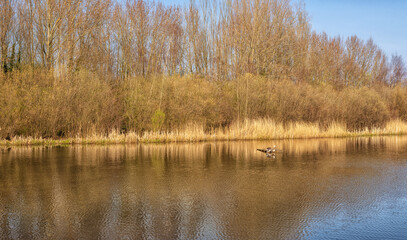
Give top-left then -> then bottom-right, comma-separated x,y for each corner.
389,54 -> 406,86
0,0 -> 14,72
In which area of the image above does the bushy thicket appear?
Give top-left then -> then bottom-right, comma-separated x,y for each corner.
0,70 -> 121,138
122,75 -> 235,132
1,71 -> 407,139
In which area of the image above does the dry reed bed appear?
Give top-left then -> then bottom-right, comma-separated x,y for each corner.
2,119 -> 407,146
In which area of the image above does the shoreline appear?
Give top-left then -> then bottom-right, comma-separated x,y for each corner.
1,134 -> 406,147
2,119 -> 407,146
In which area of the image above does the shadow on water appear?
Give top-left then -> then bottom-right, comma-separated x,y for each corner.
1,136 -> 407,239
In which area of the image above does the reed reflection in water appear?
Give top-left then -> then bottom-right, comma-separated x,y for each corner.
1,137 -> 407,239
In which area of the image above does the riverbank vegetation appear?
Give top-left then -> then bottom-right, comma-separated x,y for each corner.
1,0 -> 406,144
2,119 -> 407,146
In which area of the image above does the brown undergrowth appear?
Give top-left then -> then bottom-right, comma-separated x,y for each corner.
2,119 -> 407,146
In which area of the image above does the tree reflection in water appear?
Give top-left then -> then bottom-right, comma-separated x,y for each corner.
1,136 -> 407,239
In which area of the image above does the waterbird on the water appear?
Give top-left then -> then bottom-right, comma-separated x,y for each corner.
257,145 -> 277,157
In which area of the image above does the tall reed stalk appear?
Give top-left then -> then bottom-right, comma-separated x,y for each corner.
2,119 -> 407,146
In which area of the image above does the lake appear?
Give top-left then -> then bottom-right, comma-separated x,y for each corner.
1,137 -> 407,239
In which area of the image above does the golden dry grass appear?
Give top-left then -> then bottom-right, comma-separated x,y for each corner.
2,119 -> 407,146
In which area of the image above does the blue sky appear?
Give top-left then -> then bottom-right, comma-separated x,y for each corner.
159,0 -> 407,62
305,0 -> 407,62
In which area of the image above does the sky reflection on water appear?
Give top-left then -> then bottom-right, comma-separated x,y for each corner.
1,137 -> 407,239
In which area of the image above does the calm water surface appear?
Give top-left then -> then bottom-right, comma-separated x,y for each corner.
1,137 -> 407,239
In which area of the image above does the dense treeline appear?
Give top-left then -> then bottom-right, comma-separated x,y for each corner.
0,0 -> 406,139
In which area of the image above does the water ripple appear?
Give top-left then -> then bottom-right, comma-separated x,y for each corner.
1,137 -> 407,239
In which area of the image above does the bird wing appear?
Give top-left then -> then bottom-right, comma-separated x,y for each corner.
257,148 -> 267,153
